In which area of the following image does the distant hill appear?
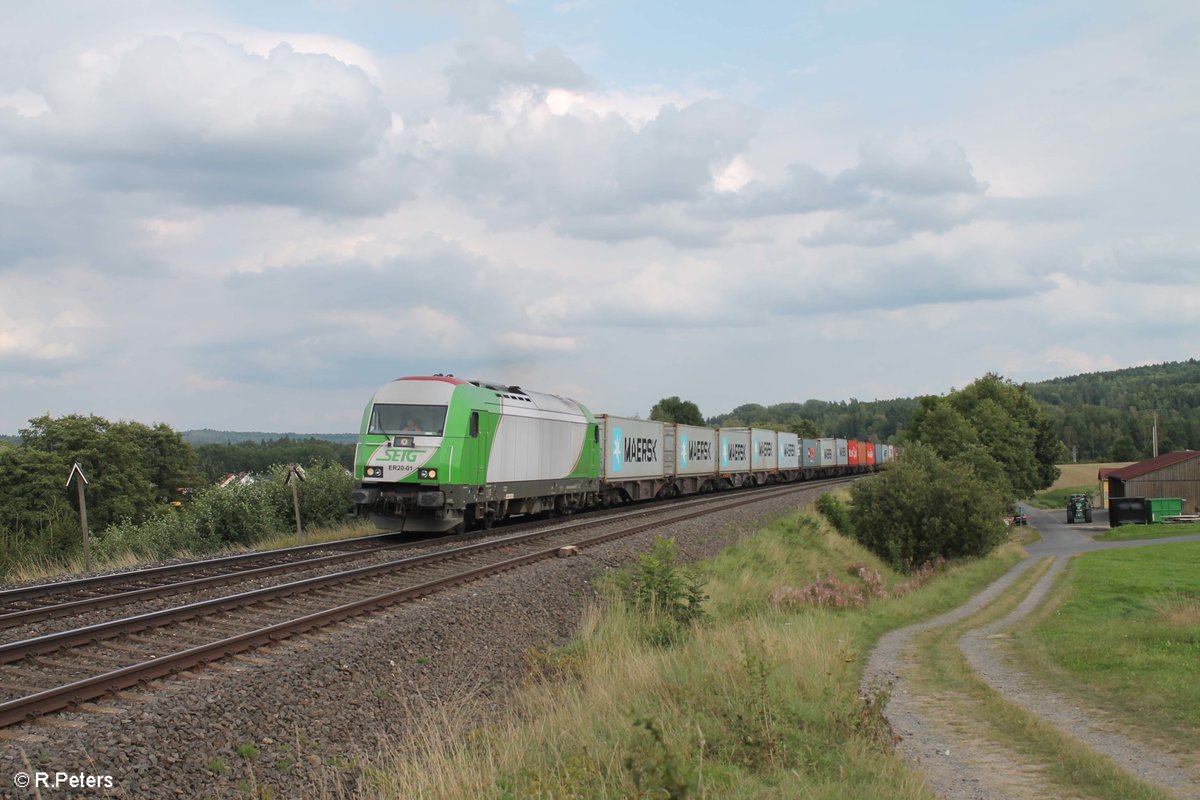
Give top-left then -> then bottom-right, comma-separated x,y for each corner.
181,429 -> 358,446
1024,359 -> 1200,462
703,359 -> 1199,463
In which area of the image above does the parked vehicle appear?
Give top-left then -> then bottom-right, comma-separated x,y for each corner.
1066,493 -> 1093,524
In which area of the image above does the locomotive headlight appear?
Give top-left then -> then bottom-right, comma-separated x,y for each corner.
365,466 -> 383,478
418,468 -> 438,480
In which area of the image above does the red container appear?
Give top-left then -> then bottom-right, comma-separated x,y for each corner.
866,443 -> 876,466
847,440 -> 860,466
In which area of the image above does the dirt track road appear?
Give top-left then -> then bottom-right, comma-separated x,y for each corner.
864,508 -> 1200,800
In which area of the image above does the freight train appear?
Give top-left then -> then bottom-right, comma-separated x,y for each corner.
349,375 -> 895,533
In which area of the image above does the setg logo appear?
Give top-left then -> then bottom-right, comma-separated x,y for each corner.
611,427 -> 623,473
381,449 -> 421,462
679,434 -> 689,469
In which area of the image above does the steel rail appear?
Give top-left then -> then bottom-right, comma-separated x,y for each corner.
0,531 -> 406,608
0,477 -> 842,728
0,541 -> 420,631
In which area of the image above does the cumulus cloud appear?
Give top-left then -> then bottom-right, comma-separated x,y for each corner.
443,0 -> 590,109
693,137 -> 993,246
839,138 -> 988,196
0,32 -> 406,214
437,95 -> 758,243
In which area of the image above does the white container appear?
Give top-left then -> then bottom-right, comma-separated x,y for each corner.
750,428 -> 778,471
598,416 -> 665,480
717,428 -> 751,473
778,432 -> 800,470
670,424 -> 718,476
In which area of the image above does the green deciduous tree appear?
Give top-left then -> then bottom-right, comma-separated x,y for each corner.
0,415 -> 200,574
905,374 -> 1065,498
788,418 -> 820,438
849,444 -> 1008,568
649,397 -> 704,426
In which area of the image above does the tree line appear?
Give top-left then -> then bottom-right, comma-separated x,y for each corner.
679,359 -> 1199,462
1025,359 -> 1200,461
0,415 -> 356,576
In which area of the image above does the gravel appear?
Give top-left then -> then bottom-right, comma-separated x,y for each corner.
0,487 -> 826,799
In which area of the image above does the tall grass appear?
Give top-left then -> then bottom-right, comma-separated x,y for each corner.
361,512 -> 1023,799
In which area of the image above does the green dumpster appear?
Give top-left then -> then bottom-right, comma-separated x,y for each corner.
1148,498 -> 1184,523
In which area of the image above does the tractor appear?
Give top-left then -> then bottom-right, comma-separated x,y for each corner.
1066,493 -> 1093,524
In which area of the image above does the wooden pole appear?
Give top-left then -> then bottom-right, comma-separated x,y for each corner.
291,474 -> 304,544
75,474 -> 91,574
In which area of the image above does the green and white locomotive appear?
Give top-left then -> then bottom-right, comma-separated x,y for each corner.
350,376 -> 601,532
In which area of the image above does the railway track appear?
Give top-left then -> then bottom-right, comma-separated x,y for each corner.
0,532 -> 407,616
0,477 -> 851,729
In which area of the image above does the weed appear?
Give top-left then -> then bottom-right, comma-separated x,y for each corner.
626,537 -> 708,625
235,743 -> 259,760
625,717 -> 691,799
206,758 -> 227,774
842,682 -> 898,751
770,572 -> 867,610
523,642 -> 585,685
1149,592 -> 1200,626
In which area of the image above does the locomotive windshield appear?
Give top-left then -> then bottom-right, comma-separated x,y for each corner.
368,404 -> 448,436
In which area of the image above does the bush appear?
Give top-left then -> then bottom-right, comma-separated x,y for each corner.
92,461 -> 355,561
618,537 -> 707,645
815,492 -> 852,534
849,444 -> 1007,570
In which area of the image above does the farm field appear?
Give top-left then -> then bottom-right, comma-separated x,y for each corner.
1028,462 -> 1133,509
1051,462 -> 1132,491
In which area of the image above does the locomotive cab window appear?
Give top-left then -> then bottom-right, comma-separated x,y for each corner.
469,412 -> 480,438
368,404 -> 448,436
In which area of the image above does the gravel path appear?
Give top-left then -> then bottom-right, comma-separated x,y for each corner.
863,506 -> 1200,800
0,488 -> 825,799
960,556 -> 1199,799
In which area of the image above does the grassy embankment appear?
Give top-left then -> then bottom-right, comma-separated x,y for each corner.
363,509 -> 1025,799
1010,541 -> 1200,758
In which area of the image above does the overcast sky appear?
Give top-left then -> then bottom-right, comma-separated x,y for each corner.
2,0 -> 1197,434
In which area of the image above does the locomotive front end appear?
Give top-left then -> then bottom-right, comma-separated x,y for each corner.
351,376 -> 468,533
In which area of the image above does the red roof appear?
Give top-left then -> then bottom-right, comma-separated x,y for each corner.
1106,451 -> 1200,481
